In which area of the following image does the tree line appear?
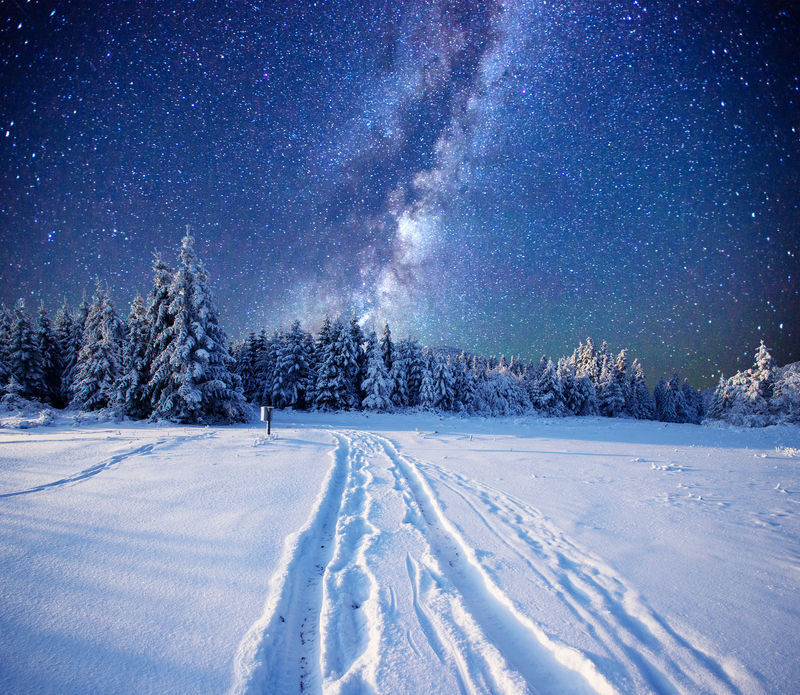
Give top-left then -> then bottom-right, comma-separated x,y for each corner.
4,232 -> 792,427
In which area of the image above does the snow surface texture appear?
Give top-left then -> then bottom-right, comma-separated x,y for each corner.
1,412 -> 798,694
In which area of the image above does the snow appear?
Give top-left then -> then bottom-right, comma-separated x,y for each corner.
1,412 -> 798,694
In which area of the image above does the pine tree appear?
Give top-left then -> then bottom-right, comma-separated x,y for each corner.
433,354 -> 456,411
149,233 -> 246,423
574,374 -> 599,416
629,359 -> 655,420
380,322 -> 394,373
116,295 -> 151,419
389,338 -> 411,408
143,254 -> 174,411
418,350 -> 437,410
53,300 -> 75,408
669,373 -> 690,423
362,334 -> 393,411
256,331 -> 280,405
0,304 -> 12,391
313,318 -> 344,410
72,285 -> 124,411
531,359 -> 564,415
654,377 -> 678,423
706,375 -> 727,420
598,359 -> 624,417
273,320 -> 314,409
35,302 -> 62,405
62,294 -> 90,404
557,358 -> 579,414
233,331 -> 258,402
8,299 -> 46,401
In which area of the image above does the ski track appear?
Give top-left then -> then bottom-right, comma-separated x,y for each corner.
0,430 -> 216,499
232,428 -> 763,694
394,444 -> 760,695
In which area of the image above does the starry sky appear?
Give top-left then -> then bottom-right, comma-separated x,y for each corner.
1,0 -> 798,387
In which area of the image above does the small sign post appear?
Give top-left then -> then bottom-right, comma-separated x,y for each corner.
260,406 -> 274,435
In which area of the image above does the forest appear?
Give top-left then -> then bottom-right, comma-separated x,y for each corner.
1,235 -> 796,427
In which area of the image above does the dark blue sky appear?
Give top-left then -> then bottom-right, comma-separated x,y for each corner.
2,0 -> 798,387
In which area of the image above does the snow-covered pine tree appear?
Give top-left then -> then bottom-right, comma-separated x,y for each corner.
653,377 -> 679,423
61,294 -> 90,404
432,354 -> 456,411
52,300 -> 75,408
574,373 -> 599,416
404,338 -> 424,406
313,318 -> 344,410
531,358 -> 564,415
143,254 -> 174,411
705,374 -> 727,420
598,359 -> 624,417
149,233 -> 245,423
614,349 -> 634,415
116,294 -> 151,419
0,304 -> 12,391
668,373 -> 690,423
8,299 -> 46,401
629,359 -> 655,420
256,330 -> 280,405
362,334 -> 393,411
273,320 -> 314,409
71,285 -> 124,411
380,322 -> 394,373
348,313 -> 367,405
771,369 -> 800,423
681,379 -> 703,424
389,338 -> 411,408
418,350 -> 437,410
557,358 -> 579,414
745,341 -> 778,422
574,338 -> 602,386
232,332 -> 257,402
35,302 -> 62,405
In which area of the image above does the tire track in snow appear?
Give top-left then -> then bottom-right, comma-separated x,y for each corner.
366,432 -> 613,695
406,453 -> 761,695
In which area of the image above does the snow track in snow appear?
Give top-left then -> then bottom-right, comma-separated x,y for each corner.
397,446 -> 760,695
0,430 -> 217,499
233,430 -> 622,694
231,427 -> 765,693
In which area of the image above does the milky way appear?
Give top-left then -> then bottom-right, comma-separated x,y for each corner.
1,1 -> 798,386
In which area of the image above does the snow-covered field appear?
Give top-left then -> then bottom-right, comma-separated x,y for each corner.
1,413 -> 798,694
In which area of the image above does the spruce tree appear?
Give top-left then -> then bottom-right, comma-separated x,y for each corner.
116,295 -> 151,419
0,304 -> 12,391
273,320 -> 314,409
362,334 -> 392,411
313,318 -> 344,410
62,294 -> 90,404
389,338 -> 411,408
143,254 -> 174,411
598,359 -> 624,417
149,233 -> 246,423
418,351 -> 437,410
629,359 -> 655,419
9,299 -> 46,401
35,302 -> 62,405
72,285 -> 124,411
380,322 -> 394,373
53,300 -> 75,408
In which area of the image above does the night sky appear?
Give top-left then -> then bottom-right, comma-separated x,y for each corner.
2,1 -> 798,387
